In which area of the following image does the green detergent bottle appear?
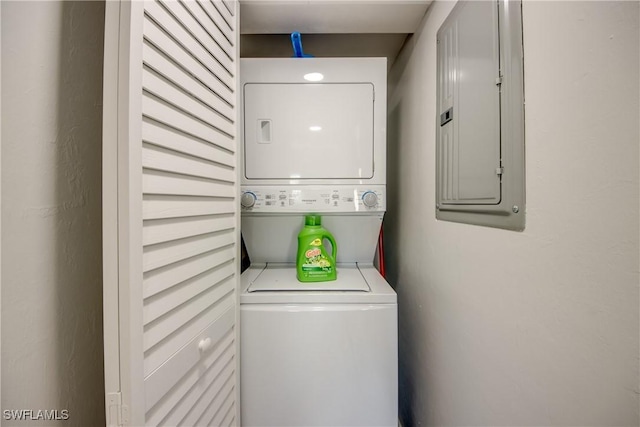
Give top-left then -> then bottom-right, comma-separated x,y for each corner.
296,215 -> 337,282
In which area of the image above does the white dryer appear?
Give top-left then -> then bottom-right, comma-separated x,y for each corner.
239,58 -> 397,427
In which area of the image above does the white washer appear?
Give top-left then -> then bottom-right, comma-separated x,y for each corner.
239,58 -> 397,426
240,263 -> 397,427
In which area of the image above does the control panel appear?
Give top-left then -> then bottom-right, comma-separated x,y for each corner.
240,185 -> 386,213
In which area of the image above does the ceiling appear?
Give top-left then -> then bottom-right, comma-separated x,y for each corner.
240,1 -> 432,34
240,33 -> 409,67
239,1 -> 432,67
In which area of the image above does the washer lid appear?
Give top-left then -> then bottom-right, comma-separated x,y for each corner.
241,263 -> 397,304
247,263 -> 370,292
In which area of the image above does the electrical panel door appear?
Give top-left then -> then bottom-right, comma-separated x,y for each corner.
436,0 -> 526,231
437,1 -> 501,205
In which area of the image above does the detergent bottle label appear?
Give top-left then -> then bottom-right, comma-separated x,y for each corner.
301,239 -> 333,275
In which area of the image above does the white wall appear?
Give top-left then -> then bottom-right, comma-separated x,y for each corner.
1,1 -> 105,424
386,1 -> 639,425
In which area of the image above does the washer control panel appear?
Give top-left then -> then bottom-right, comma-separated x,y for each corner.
240,185 -> 385,213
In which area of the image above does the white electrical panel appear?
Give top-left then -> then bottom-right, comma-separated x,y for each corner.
438,1 -> 501,204
436,0 -> 526,230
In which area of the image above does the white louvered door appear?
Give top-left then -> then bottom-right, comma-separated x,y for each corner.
103,1 -> 240,425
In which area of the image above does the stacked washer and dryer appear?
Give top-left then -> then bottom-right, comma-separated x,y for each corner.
239,58 -> 398,427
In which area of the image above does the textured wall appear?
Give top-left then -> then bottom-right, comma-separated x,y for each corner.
1,1 -> 105,425
386,1 -> 639,425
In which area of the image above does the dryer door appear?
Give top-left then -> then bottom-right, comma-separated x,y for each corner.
243,83 -> 375,180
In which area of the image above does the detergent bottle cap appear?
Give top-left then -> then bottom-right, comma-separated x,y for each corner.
305,215 -> 322,226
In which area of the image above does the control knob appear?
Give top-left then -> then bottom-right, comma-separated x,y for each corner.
362,191 -> 378,208
240,191 -> 257,208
